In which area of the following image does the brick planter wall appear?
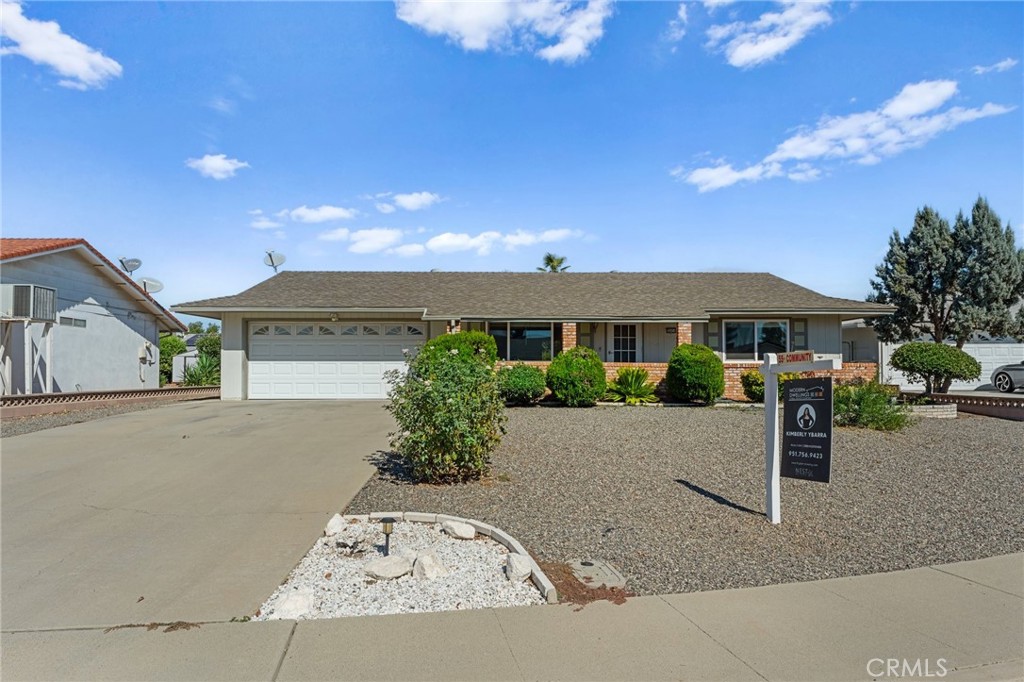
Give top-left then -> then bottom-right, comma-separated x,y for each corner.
499,360 -> 879,403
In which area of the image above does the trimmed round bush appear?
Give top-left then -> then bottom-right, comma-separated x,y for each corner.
740,369 -> 801,402
665,344 -> 724,404
546,346 -> 606,407
889,342 -> 981,393
415,331 -> 498,377
498,363 -> 547,406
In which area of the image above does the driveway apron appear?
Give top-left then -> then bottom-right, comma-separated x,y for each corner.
1,400 -> 391,630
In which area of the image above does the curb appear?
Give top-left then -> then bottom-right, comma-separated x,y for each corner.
341,512 -> 557,604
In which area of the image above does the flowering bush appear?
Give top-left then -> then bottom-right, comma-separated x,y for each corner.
385,347 -> 505,483
497,363 -> 547,405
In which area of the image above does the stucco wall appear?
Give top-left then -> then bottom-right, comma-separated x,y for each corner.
2,251 -> 161,393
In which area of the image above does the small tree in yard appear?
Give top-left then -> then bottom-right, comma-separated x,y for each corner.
159,335 -> 187,385
186,321 -> 205,334
385,346 -> 506,483
195,333 -> 221,363
889,342 -> 981,394
869,198 -> 1024,390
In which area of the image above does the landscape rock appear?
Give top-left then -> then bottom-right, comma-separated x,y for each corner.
441,520 -> 476,540
364,555 -> 413,580
269,587 -> 313,620
324,513 -> 345,537
413,550 -> 449,580
505,553 -> 532,582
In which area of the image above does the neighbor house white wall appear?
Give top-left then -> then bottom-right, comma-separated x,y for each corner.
2,250 -> 161,392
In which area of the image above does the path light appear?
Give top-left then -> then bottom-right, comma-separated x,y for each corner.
380,517 -> 395,556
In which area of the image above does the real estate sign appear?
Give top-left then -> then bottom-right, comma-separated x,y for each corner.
781,377 -> 833,484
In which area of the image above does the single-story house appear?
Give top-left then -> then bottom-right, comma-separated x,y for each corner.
0,238 -> 186,394
173,271 -> 892,401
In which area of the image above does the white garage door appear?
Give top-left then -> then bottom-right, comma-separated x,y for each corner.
248,322 -> 426,399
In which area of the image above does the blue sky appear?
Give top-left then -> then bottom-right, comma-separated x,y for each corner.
3,1 -> 1022,319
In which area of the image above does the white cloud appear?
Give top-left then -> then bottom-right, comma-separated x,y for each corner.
395,0 -> 613,64
675,79 -> 1014,191
502,228 -> 581,248
0,0 -> 123,90
425,231 -> 503,255
703,0 -> 735,9
705,0 -> 832,68
376,202 -> 397,214
317,228 -> 351,242
288,205 -> 358,223
348,228 -> 404,254
407,228 -> 583,256
392,191 -> 442,211
390,243 -> 427,257
185,153 -> 249,180
665,3 -> 688,44
972,58 -> 1019,75
208,96 -> 236,115
249,209 -> 283,230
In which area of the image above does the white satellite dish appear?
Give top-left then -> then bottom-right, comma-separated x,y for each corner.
120,257 -> 143,275
264,250 -> 287,273
139,276 -> 164,294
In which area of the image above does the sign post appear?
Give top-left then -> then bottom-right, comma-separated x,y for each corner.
761,352 -> 841,524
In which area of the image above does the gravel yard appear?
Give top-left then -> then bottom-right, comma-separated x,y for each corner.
347,406 -> 1024,596
1,402 -> 172,438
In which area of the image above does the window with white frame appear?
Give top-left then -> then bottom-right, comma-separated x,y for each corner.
722,320 -> 788,360
612,324 -> 637,362
485,322 -> 562,361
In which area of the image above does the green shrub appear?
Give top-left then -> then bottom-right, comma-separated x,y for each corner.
415,331 -> 498,377
665,344 -> 724,405
546,346 -> 606,407
195,333 -> 221,362
181,354 -> 221,387
497,363 -> 547,406
833,380 -> 910,431
889,342 -> 981,393
385,349 -> 506,483
159,335 -> 187,385
740,370 -> 801,402
605,367 -> 659,405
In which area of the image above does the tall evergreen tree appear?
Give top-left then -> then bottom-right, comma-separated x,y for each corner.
869,197 -> 1024,349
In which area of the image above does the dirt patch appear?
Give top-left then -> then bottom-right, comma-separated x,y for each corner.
536,560 -> 634,611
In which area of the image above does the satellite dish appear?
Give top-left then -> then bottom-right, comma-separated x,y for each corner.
120,257 -> 142,275
264,250 -> 287,273
139,276 -> 164,294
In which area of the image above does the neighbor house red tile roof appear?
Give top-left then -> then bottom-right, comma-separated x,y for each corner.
0,237 -> 186,332
0,238 -> 86,260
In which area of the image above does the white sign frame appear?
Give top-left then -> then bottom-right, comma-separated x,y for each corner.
761,352 -> 841,524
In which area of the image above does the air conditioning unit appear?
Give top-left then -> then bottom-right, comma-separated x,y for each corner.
0,284 -> 57,322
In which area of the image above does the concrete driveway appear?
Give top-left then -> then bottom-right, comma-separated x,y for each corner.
1,400 -> 392,631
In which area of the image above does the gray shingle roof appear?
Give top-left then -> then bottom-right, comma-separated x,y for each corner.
173,271 -> 892,320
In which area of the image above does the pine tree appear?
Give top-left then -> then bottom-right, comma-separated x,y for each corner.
869,197 -> 1024,349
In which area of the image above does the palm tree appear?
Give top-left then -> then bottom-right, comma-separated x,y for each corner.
537,253 -> 569,272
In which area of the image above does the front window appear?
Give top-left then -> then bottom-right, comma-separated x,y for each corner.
486,322 -> 561,361
612,324 -> 637,362
724,320 -> 788,360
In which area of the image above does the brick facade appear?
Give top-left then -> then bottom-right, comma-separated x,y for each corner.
499,359 -> 879,402
676,322 -> 692,346
561,322 -> 577,351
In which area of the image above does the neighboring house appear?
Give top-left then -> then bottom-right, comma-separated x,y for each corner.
0,238 -> 186,395
842,319 -> 1024,391
174,271 -> 891,401
172,349 -> 199,383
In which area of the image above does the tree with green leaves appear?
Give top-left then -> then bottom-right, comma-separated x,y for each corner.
869,197 -> 1024,355
536,253 -> 569,272
159,334 -> 187,385
186,321 -> 205,334
205,323 -> 220,334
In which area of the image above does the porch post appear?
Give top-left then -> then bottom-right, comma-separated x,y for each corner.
675,322 -> 692,346
561,322 -> 577,351
446,319 -> 461,334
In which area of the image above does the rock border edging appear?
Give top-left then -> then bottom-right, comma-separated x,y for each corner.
341,512 -> 558,604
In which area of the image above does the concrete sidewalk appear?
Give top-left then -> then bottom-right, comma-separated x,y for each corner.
3,553 -> 1021,682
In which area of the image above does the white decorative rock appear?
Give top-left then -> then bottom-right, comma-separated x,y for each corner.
364,555 -> 413,580
270,587 -> 313,620
413,550 -> 449,580
324,513 -> 345,537
505,553 -> 532,582
441,520 -> 476,540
